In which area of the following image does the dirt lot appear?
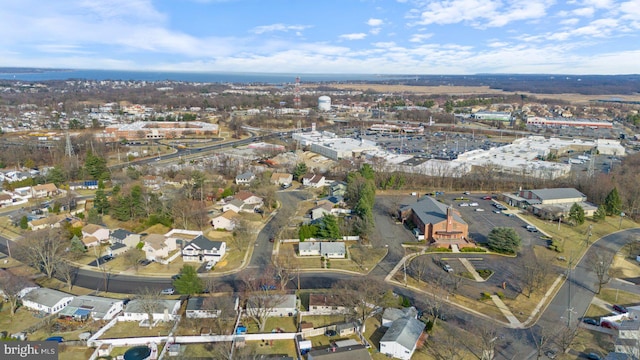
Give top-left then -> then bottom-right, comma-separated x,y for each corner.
307,83 -> 640,104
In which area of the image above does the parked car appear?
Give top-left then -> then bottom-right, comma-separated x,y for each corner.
160,288 -> 175,295
493,210 -> 502,214
101,255 -> 113,262
325,329 -> 337,337
269,237 -> 275,243
586,353 -> 601,360
544,349 -> 558,359
613,304 -> 628,313
463,191 -> 471,195
469,202 -> 479,207
139,259 -> 152,266
475,208 -> 485,212
582,318 -> 599,326
459,203 -> 469,207
442,264 -> 453,273
171,274 -> 181,280
482,196 -> 492,200
505,213 -> 516,217
205,261 -> 215,271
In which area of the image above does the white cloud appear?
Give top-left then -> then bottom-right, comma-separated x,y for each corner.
487,41 -> 509,47
367,18 -> 384,27
251,24 -> 310,34
370,28 -> 382,35
560,18 -> 581,25
409,33 -> 433,43
572,7 -> 595,17
339,33 -> 367,40
413,0 -> 553,28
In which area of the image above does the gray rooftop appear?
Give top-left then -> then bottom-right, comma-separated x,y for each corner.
619,320 -> 640,331
59,295 -> 123,319
247,294 -> 297,310
382,307 -> 418,324
306,344 -> 371,360
186,235 -> 224,251
124,299 -> 180,314
321,242 -> 345,255
605,352 -> 639,360
22,288 -> 73,307
111,229 -> 134,241
380,317 -> 425,351
400,196 -> 466,226
529,188 -> 586,201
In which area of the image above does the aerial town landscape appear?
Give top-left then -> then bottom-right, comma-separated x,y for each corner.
0,73 -> 638,360
2,1 -> 640,360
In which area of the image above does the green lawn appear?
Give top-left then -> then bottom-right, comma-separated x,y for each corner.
0,307 -> 48,335
244,316 -> 297,334
300,315 -> 350,328
597,288 -> 640,307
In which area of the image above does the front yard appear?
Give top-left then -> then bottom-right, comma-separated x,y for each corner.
99,321 -> 173,339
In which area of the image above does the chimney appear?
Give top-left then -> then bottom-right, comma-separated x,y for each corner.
446,206 -> 453,233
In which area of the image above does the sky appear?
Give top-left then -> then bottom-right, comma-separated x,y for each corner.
0,0 -> 639,75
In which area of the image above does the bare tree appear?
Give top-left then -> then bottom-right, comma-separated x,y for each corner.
271,250 -> 298,291
16,228 -> 68,278
588,251 -> 614,294
408,255 -> 430,284
123,248 -> 145,273
467,322 -> 503,360
520,254 -> 551,298
0,270 -> 32,316
240,269 -> 286,332
136,287 -> 163,329
231,219 -> 254,252
554,324 -> 578,354
423,322 -> 464,360
332,278 -> 396,327
54,261 -> 77,291
530,325 -> 555,360
203,294 -> 238,335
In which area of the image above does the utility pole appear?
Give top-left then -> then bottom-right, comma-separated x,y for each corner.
566,251 -> 576,327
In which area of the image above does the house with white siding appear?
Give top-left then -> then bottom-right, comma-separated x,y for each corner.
21,288 -> 74,314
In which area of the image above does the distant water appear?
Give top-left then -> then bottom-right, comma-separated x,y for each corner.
0,69 -> 403,84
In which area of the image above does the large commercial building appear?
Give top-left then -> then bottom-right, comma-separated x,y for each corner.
293,130 -> 380,160
471,111 -> 513,122
526,116 -> 613,129
105,121 -> 219,140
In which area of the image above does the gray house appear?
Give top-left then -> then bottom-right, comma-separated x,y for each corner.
379,317 -> 425,360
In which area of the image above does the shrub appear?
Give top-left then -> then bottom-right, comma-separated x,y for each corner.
548,239 -> 564,253
496,291 -> 504,299
477,269 -> 494,280
480,292 -> 491,301
425,247 -> 452,253
424,319 -> 434,332
460,247 -> 487,253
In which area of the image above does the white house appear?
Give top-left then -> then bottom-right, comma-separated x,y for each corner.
302,173 -> 326,188
82,224 -> 110,243
31,183 -> 59,199
0,193 -> 14,207
308,293 -> 349,315
185,296 -> 239,319
181,235 -> 226,264
270,173 -> 293,186
246,294 -> 298,318
142,234 -> 177,261
28,215 -> 65,231
122,299 -> 181,322
58,295 -> 124,321
210,210 -> 238,231
234,191 -> 263,206
222,199 -> 244,213
298,241 -> 346,259
235,172 -> 255,185
382,307 -> 419,327
379,317 -> 425,360
81,236 -> 100,248
21,288 -> 74,314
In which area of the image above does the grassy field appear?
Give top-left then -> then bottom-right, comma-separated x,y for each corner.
0,306 -> 48,335
100,321 -> 173,339
597,288 -> 640,307
584,304 -> 611,318
243,316 -> 297,334
58,346 -> 95,360
275,243 -> 387,273
568,328 -> 614,357
300,315 -> 350,328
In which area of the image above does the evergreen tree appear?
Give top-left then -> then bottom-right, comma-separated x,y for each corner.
318,215 -> 341,240
593,205 -> 607,222
84,150 -> 110,180
46,166 -> 66,186
173,265 -> 203,295
19,216 -> 29,230
293,163 -> 308,181
569,203 -> 585,225
94,180 -> 109,215
487,227 -> 521,255
604,187 -> 622,216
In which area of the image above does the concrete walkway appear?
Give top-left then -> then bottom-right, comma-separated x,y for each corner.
458,258 -> 484,282
591,296 -> 613,311
522,274 -> 564,326
451,244 -> 460,253
491,295 -> 522,328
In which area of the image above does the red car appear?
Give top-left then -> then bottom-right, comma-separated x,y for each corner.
482,196 -> 492,200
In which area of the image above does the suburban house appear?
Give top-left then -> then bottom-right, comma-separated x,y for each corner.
330,181 -> 347,197
379,317 -> 426,360
28,214 -> 66,230
69,180 -> 98,190
82,224 -> 110,243
108,242 -> 128,256
122,299 -> 181,322
109,229 -> 141,248
311,203 -> 334,220
58,295 -> 124,321
398,196 -> 471,249
235,171 -> 255,185
614,319 -> 640,358
0,193 -> 14,207
81,236 -> 100,248
185,295 -> 239,319
31,183 -> 59,198
21,288 -> 74,314
181,235 -> 226,264
308,293 -> 348,315
246,294 -> 298,318
210,210 -> 238,231
142,233 -> 177,261
307,344 -> 372,360
302,173 -> 326,188
382,307 -> 419,327
222,191 -> 264,213
298,241 -> 346,259
270,172 -> 293,186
